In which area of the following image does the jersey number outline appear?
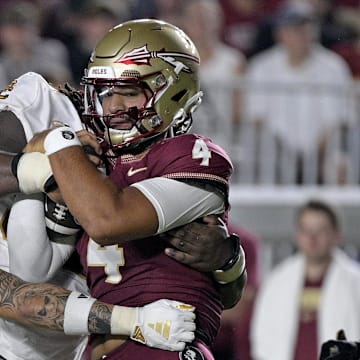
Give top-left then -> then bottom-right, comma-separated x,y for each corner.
87,239 -> 125,284
192,139 -> 211,166
0,80 -> 17,100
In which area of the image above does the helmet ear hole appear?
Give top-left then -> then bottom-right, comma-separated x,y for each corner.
171,89 -> 188,102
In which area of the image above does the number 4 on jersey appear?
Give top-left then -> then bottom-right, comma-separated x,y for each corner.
192,139 -> 211,166
87,239 -> 125,284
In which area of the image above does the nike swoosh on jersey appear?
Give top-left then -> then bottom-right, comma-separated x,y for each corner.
127,167 -> 148,177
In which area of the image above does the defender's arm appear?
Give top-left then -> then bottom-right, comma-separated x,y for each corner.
0,268 -> 196,351
0,111 -> 26,196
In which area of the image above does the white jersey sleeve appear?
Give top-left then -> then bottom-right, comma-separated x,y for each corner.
0,72 -> 83,141
7,194 -> 76,282
131,177 -> 225,233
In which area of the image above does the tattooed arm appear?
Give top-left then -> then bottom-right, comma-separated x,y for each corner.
0,268 -> 112,333
0,268 -> 196,350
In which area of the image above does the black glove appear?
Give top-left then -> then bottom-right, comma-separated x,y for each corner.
320,330 -> 360,360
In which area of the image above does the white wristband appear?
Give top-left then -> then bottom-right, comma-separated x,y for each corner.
110,305 -> 136,336
44,126 -> 81,155
63,291 -> 96,335
16,152 -> 52,193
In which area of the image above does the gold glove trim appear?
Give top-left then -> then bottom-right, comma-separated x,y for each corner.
131,325 -> 146,344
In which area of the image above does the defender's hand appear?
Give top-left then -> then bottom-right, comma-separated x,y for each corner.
23,129 -> 51,153
163,215 -> 234,272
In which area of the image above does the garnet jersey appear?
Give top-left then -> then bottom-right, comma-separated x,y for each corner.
77,133 -> 233,346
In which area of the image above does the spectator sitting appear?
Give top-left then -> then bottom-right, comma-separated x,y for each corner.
250,199 -> 360,360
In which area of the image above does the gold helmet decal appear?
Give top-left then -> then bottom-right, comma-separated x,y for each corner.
115,45 -> 199,72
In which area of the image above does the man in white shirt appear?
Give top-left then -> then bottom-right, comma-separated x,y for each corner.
251,199 -> 360,360
244,4 -> 355,184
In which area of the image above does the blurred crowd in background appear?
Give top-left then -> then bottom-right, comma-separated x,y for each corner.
1,0 -> 360,186
1,0 -> 360,86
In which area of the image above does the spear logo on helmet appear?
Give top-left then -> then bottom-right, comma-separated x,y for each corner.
115,45 -> 199,73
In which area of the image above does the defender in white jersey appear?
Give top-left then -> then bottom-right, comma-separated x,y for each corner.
0,72 -> 88,360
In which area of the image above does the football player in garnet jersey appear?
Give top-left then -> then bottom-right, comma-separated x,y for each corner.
0,80 -> 242,359
0,77 -> 241,360
0,78 -> 212,360
17,19 -> 246,359
0,73 -> 234,359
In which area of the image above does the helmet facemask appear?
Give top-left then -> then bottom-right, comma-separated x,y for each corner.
82,77 -> 163,153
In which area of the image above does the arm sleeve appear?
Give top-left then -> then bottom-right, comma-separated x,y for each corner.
7,194 -> 76,282
131,177 -> 225,233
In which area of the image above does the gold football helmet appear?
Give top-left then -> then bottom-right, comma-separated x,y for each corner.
82,19 -> 202,152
